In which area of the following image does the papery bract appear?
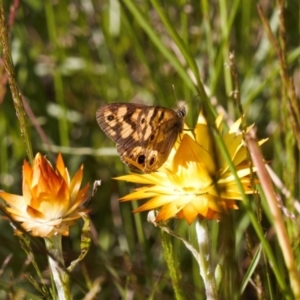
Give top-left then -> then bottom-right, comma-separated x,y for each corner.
0,153 -> 89,237
116,112 -> 267,224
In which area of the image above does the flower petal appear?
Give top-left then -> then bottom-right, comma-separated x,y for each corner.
0,153 -> 89,237
115,111 -> 266,224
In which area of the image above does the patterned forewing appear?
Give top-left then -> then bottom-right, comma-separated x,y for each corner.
96,103 -> 185,172
96,104 -> 143,145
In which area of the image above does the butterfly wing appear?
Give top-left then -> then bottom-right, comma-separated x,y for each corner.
96,103 -> 145,144
139,107 -> 184,172
96,103 -> 185,172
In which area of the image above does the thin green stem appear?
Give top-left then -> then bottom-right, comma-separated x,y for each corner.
160,229 -> 184,300
213,130 -> 290,296
258,3 -> 300,148
218,0 -> 233,98
150,0 -> 216,120
121,0 -> 196,93
0,1 -> 33,163
246,130 -> 300,299
44,0 -> 69,147
209,0 -> 240,97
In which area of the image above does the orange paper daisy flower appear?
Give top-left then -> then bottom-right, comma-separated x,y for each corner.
116,112 -> 267,224
0,153 -> 90,237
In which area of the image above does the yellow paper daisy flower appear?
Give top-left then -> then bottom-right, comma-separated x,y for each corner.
0,153 -> 90,237
116,112 -> 267,224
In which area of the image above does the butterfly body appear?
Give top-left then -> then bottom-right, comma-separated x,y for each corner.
96,103 -> 185,172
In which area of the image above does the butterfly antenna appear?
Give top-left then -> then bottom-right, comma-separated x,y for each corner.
172,84 -> 178,102
172,84 -> 186,112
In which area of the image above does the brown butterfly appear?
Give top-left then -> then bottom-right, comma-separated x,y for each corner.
96,103 -> 186,173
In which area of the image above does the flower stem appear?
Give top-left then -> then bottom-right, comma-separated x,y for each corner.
160,229 -> 184,300
195,220 -> 218,300
45,235 -> 71,300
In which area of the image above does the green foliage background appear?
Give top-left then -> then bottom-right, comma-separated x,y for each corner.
0,0 -> 299,299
